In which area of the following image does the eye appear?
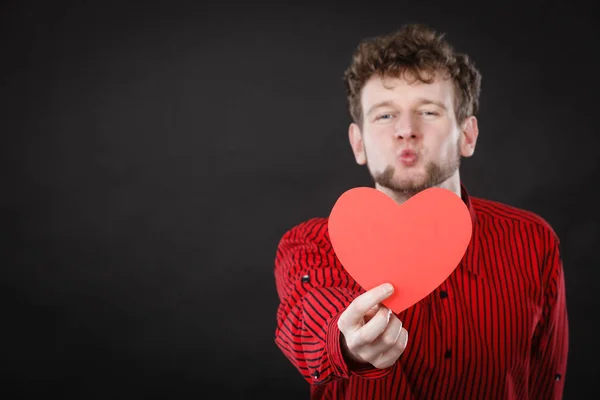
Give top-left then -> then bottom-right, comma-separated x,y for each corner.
376,113 -> 394,121
421,110 -> 439,117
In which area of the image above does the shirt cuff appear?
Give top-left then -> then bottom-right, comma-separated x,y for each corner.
326,312 -> 397,380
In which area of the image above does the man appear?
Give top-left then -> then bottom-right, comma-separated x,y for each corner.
273,24 -> 569,399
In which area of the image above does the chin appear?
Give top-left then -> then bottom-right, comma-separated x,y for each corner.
392,179 -> 428,191
395,171 -> 427,184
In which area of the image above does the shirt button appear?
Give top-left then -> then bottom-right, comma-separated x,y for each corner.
301,274 -> 310,283
444,349 -> 452,359
312,371 -> 319,379
555,373 -> 562,381
440,290 -> 448,299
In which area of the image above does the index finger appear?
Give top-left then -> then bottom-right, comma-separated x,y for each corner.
339,283 -> 394,329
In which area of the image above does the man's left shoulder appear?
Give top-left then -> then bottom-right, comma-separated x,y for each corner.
471,196 -> 560,243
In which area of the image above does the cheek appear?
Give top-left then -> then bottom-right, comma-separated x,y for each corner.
364,129 -> 392,153
433,141 -> 456,160
423,125 -> 458,155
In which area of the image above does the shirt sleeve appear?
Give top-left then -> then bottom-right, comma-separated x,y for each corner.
529,230 -> 569,399
273,218 -> 396,385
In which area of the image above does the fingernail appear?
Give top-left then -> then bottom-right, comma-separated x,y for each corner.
383,283 -> 394,294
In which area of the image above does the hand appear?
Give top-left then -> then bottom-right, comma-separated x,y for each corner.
338,283 -> 409,369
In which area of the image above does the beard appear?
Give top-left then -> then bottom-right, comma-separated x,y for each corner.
367,145 -> 461,196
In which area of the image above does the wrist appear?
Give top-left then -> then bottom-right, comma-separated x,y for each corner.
340,335 -> 372,370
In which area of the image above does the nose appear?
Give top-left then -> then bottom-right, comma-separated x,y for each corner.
394,114 -> 419,140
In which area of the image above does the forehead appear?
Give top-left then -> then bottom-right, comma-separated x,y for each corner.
361,72 -> 455,108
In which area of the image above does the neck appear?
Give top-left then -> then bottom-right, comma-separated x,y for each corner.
375,171 -> 462,205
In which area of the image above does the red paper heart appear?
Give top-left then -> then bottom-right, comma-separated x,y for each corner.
328,186 -> 472,313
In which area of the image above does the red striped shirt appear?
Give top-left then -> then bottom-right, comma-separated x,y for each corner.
273,184 -> 569,399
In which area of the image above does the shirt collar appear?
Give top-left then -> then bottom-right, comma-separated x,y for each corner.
460,183 -> 478,229
459,183 -> 481,278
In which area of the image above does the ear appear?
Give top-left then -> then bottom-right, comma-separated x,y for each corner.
460,116 -> 479,158
348,122 -> 366,165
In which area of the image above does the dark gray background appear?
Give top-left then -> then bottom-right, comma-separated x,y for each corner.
2,0 -> 598,398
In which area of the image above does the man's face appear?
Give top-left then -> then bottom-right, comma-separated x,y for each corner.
349,72 -> 477,196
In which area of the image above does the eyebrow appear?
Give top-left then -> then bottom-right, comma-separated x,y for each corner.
416,98 -> 448,110
365,98 -> 448,117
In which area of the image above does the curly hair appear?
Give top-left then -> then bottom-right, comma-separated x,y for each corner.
343,24 -> 482,127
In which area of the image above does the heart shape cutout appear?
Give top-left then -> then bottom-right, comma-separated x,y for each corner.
328,186 -> 473,313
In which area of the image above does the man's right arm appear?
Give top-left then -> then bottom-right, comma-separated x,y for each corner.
273,218 -> 397,384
